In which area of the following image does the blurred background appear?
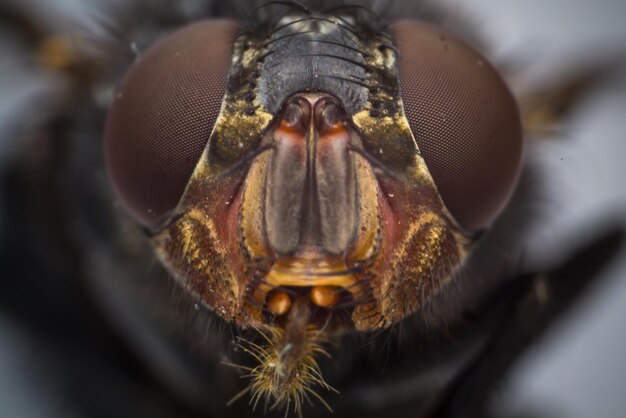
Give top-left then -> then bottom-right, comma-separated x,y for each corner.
467,1 -> 626,417
0,0 -> 625,417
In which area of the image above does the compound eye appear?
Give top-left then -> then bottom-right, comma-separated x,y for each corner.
390,20 -> 523,231
104,19 -> 238,228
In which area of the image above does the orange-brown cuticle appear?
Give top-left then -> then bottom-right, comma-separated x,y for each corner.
310,286 -> 341,308
267,290 -> 292,316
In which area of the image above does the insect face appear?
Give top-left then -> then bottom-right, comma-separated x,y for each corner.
103,7 -> 522,412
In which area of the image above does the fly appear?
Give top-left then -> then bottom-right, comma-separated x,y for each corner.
0,1 -> 624,417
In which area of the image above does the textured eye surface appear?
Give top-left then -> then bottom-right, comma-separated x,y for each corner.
390,20 -> 523,231
104,19 -> 238,228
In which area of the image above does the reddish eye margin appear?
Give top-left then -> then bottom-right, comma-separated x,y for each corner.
390,20 -> 523,231
104,19 -> 239,228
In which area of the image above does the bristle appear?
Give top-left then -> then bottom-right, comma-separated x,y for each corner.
227,326 -> 336,416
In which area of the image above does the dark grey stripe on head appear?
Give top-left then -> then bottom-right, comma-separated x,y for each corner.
257,15 -> 369,115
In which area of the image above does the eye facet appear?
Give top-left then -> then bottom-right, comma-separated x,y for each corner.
104,19 -> 238,228
390,20 -> 523,231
